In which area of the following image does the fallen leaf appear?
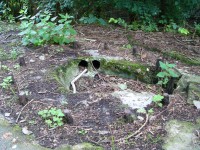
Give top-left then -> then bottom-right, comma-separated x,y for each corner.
2,132 -> 12,139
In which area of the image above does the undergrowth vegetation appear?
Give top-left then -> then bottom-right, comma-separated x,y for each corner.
18,11 -> 76,46
0,0 -> 199,35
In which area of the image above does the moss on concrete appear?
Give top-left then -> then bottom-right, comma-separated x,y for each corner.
163,51 -> 200,66
52,57 -> 155,92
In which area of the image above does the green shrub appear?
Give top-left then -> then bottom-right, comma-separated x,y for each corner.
18,11 -> 76,46
195,23 -> 200,36
79,14 -> 107,25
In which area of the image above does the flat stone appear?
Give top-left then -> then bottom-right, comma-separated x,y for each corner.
4,113 -> 10,117
29,59 -> 35,63
39,55 -> 45,61
112,89 -> 154,109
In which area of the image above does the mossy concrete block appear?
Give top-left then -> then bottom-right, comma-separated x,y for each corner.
187,82 -> 200,104
176,74 -> 200,104
163,119 -> 200,150
176,74 -> 200,92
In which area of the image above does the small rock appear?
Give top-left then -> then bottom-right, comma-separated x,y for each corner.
193,101 -> 200,109
29,59 -> 35,63
40,69 -> 46,73
123,108 -> 136,123
98,130 -> 109,135
22,126 -> 33,135
137,116 -> 144,121
39,55 -> 45,60
12,145 -> 17,149
63,109 -> 73,124
12,138 -> 17,143
34,76 -> 42,80
5,113 -> 11,117
19,56 -> 26,66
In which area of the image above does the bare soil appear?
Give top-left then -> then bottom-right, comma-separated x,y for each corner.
0,23 -> 200,149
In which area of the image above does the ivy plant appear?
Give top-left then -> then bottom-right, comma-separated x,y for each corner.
38,107 -> 65,128
156,61 -> 179,86
19,12 -> 76,46
79,14 -> 107,25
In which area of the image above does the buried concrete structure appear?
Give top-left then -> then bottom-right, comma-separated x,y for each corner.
176,73 -> 200,106
52,57 -> 157,93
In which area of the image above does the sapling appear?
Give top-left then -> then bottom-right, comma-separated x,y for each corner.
156,61 -> 178,86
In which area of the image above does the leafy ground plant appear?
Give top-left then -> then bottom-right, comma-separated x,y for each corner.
0,76 -> 15,94
152,94 -> 164,107
38,107 -> 65,128
156,61 -> 178,86
19,11 -> 76,46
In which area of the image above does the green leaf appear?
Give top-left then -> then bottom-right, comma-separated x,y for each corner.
156,72 -> 165,78
159,61 -> 167,70
166,62 -> 176,68
163,77 -> 169,84
118,83 -> 127,90
168,70 -> 178,77
158,103 -> 163,107
136,108 -> 146,114
153,94 -> 164,102
157,80 -> 163,85
148,108 -> 154,114
51,16 -> 57,22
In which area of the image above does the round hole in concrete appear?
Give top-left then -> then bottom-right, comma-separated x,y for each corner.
78,60 -> 88,68
92,60 -> 100,69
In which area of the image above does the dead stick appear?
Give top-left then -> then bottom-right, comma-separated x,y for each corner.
16,99 -> 34,123
116,113 -> 149,142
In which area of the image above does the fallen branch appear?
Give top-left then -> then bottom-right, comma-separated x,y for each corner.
16,99 -> 34,123
116,113 -> 149,142
71,69 -> 87,93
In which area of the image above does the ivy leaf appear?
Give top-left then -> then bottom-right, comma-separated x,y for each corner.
148,108 -> 154,114
153,94 -> 164,102
118,83 -> 127,90
137,108 -> 146,114
157,72 -> 166,78
163,77 -> 169,85
159,61 -> 167,70
168,70 -> 178,77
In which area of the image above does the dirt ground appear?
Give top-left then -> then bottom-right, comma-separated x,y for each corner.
0,23 -> 200,149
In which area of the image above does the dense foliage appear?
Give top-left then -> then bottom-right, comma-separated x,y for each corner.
0,0 -> 200,33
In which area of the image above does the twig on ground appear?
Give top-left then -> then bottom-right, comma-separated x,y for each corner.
16,99 -> 34,123
71,68 -> 87,93
116,113 -> 149,142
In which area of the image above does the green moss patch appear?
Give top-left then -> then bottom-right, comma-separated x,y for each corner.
163,51 -> 200,66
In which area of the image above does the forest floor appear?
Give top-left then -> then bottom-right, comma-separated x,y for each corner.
0,22 -> 200,149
